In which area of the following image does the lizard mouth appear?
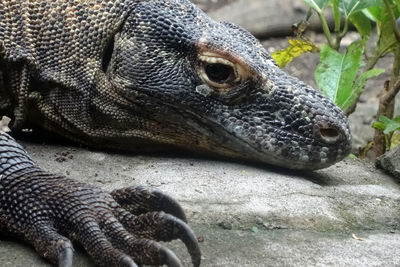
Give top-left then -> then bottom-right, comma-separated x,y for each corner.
231,131 -> 349,170
221,125 -> 351,170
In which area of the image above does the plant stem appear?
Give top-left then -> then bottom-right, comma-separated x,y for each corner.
386,46 -> 400,103
334,18 -> 349,50
318,11 -> 335,49
332,3 -> 341,34
373,81 -> 392,158
372,46 -> 400,158
340,18 -> 349,39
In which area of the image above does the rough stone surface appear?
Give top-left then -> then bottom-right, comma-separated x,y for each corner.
1,136 -> 399,266
376,145 -> 400,180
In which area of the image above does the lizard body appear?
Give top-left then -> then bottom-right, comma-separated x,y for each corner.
0,0 -> 352,266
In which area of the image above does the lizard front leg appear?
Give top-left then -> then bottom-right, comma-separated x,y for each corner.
0,131 -> 201,267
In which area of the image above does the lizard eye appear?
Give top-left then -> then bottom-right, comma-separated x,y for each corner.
198,56 -> 242,90
204,63 -> 236,84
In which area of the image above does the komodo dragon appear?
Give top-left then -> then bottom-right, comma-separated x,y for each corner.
0,0 -> 352,266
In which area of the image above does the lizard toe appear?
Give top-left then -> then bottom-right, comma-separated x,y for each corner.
119,255 -> 138,267
111,186 -> 187,222
26,224 -> 73,267
114,209 -> 201,267
69,212 -> 134,267
99,212 -> 184,266
57,241 -> 74,267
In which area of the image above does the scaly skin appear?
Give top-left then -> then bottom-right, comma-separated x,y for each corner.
0,0 -> 352,266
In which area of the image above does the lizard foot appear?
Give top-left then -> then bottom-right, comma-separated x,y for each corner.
110,186 -> 201,265
0,131 -> 200,267
1,173 -> 200,267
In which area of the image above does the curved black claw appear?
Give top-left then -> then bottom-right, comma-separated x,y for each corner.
99,217 -> 185,267
119,256 -> 138,267
172,216 -> 201,267
115,210 -> 201,267
58,244 -> 73,267
161,246 -> 183,267
111,186 -> 187,222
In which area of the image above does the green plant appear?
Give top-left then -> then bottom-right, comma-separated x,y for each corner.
272,0 -> 400,158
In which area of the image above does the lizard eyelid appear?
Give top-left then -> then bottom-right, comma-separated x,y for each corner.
198,54 -> 248,92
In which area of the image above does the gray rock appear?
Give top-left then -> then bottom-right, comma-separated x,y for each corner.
218,220 -> 233,230
376,145 -> 400,180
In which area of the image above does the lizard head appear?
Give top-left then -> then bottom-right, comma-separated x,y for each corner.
105,0 -> 352,170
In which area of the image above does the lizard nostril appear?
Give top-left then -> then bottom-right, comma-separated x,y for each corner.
319,126 -> 341,144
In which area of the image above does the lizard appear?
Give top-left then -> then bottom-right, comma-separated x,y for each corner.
0,0 -> 352,266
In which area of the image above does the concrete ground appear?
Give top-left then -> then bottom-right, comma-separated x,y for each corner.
1,136 -> 399,266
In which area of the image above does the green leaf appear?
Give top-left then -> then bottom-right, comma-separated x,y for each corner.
378,115 -> 400,135
338,0 -> 383,18
396,0 -> 400,14
348,153 -> 357,159
301,0 -> 330,12
364,3 -> 392,23
365,1 -> 399,52
271,39 -> 318,68
390,131 -> 400,149
363,6 -> 383,23
341,67 -> 384,112
350,11 -> 372,38
393,115 -> 400,123
372,121 -> 386,131
315,41 -> 365,107
375,6 -> 400,56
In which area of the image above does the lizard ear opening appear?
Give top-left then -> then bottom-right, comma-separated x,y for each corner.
102,36 -> 115,73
